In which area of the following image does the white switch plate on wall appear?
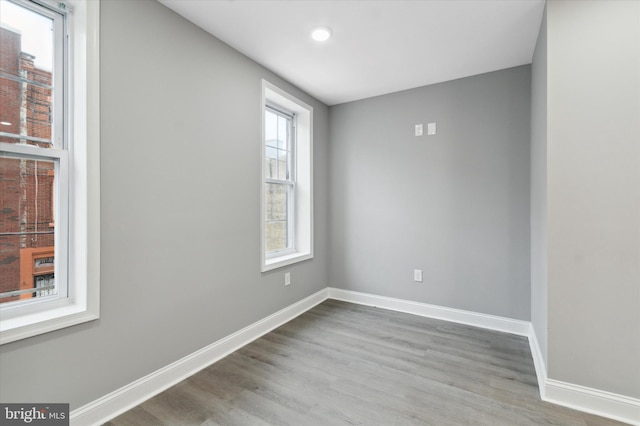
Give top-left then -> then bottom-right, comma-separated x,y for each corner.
414,269 -> 423,282
415,124 -> 423,136
427,122 -> 436,135
285,272 -> 291,286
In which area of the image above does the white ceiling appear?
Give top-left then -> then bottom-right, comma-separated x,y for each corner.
159,0 -> 545,106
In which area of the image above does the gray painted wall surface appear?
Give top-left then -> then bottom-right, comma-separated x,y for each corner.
3,0 -> 637,413
530,7 -> 548,369
0,0 -> 329,409
546,0 -> 640,398
329,67 -> 532,320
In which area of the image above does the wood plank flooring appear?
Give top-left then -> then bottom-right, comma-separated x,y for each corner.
106,300 -> 624,425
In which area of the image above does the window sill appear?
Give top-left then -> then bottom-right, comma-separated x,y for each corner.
0,299 -> 99,345
262,251 -> 313,272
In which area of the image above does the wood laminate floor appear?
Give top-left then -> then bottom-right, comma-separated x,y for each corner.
106,300 -> 624,425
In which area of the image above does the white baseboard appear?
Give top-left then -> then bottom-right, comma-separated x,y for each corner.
327,287 -> 531,336
545,380 -> 640,425
70,288 -> 329,426
527,324 -> 548,399
333,288 -> 639,425
70,286 -> 639,426
528,327 -> 640,425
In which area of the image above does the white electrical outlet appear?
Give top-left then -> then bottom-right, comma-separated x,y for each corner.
414,269 -> 423,282
285,272 -> 291,286
427,122 -> 436,135
415,124 -> 423,136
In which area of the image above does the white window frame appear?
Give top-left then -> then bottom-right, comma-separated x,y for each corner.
264,105 -> 296,258
0,0 -> 100,345
261,80 -> 313,272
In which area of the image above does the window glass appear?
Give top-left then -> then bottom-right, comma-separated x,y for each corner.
0,156 -> 57,304
0,0 -> 56,147
265,182 -> 288,252
1,0 -> 64,308
264,107 -> 294,254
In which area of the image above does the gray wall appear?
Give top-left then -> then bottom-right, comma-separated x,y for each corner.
0,0 -> 329,409
546,0 -> 640,398
530,6 -> 548,368
329,66 -> 532,320
3,0 -> 637,413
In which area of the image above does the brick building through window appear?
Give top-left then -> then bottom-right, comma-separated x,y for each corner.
0,25 -> 56,303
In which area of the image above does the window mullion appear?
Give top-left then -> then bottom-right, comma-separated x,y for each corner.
287,115 -> 295,250
266,104 -> 294,120
0,142 -> 65,160
54,1 -> 66,149
265,178 -> 294,185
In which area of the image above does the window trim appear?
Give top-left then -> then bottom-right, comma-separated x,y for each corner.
0,0 -> 100,345
261,80 -> 313,272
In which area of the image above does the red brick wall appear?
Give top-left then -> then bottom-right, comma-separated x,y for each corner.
20,52 -> 53,144
0,27 -> 55,302
0,157 -> 21,294
0,27 -> 21,141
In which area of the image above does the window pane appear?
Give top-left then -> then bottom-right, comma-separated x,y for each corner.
265,146 -> 278,179
0,157 -> 57,304
265,183 -> 287,221
265,222 -> 287,252
265,183 -> 288,252
278,151 -> 288,181
0,77 -> 53,146
0,1 -> 54,147
265,110 -> 278,148
277,115 -> 288,150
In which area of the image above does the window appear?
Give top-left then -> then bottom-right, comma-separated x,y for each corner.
264,106 -> 295,254
0,0 -> 100,344
261,81 -> 313,271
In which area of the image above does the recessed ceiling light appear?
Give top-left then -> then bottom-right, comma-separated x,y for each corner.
311,27 -> 332,42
